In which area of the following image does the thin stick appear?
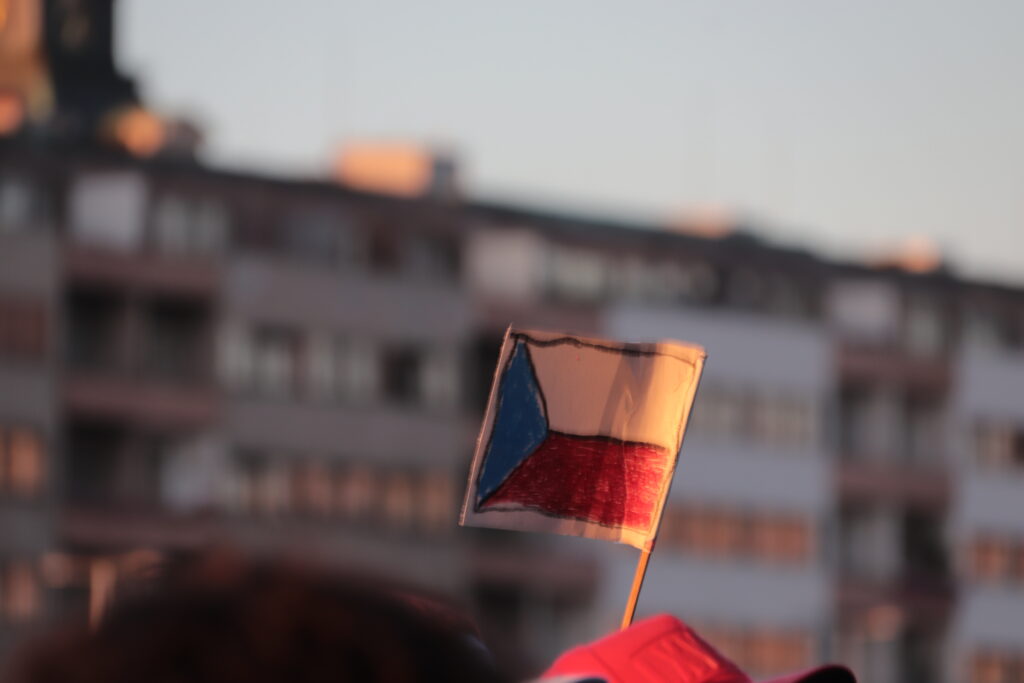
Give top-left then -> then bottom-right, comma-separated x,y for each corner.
620,547 -> 653,630
88,558 -> 117,629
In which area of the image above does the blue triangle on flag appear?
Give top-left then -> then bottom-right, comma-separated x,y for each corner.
476,340 -> 549,506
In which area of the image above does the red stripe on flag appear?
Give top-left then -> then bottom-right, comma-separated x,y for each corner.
480,432 -> 673,532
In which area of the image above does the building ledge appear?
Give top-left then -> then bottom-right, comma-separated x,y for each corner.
838,460 -> 950,508
838,573 -> 956,620
64,246 -> 218,296
837,344 -> 951,391
58,506 -> 460,558
469,545 -> 597,601
64,373 -> 218,427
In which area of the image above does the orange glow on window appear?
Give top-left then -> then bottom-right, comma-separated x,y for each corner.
666,205 -> 735,238
0,92 -> 24,135
110,107 -> 166,158
870,234 -> 943,273
333,143 -> 432,197
8,428 -> 43,496
5,561 -> 40,621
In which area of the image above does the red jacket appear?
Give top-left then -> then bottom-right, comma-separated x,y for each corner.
541,615 -> 855,683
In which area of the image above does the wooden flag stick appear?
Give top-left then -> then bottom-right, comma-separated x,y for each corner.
620,547 -> 653,630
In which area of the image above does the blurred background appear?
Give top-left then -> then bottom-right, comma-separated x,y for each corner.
1,1 -> 1023,681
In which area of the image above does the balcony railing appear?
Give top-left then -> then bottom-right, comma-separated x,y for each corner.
837,459 -> 950,509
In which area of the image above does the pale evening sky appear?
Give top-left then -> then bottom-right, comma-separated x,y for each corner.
119,0 -> 1024,283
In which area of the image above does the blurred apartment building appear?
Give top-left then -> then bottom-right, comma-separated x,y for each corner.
2,1 -> 1024,681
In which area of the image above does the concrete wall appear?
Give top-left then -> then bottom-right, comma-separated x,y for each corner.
589,306 -> 835,630
950,345 -> 1024,656
224,256 -> 472,344
221,254 -> 474,465
0,230 -> 58,553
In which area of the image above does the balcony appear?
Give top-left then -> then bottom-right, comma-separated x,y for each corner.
837,572 -> 955,622
836,344 -> 951,393
63,288 -> 218,427
58,506 -> 223,550
63,373 -> 217,428
469,545 -> 597,602
837,460 -> 950,509
63,246 -> 218,297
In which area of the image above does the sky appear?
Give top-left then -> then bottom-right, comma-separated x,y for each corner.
119,0 -> 1024,283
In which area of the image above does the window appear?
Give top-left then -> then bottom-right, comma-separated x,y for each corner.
233,453 -> 291,516
975,421 -> 1024,470
0,176 -> 45,232
420,472 -> 453,533
784,399 -> 815,447
906,398 -> 943,464
971,536 -> 1013,583
970,651 -> 1024,683
1015,545 -> 1024,584
284,209 -> 342,266
726,268 -> 764,309
251,327 -> 300,398
0,297 -> 46,360
152,194 -> 228,257
691,384 -> 815,448
383,347 -> 421,405
686,262 -> 721,304
144,300 -> 207,381
768,275 -> 813,318
609,255 -> 651,302
692,386 -> 743,438
653,262 -> 695,303
7,428 -> 44,497
829,280 -> 900,345
406,232 -> 460,281
66,290 -> 119,371
464,228 -> 545,303
904,296 -> 945,355
292,460 -> 332,517
381,472 -> 415,528
336,466 -> 375,519
156,434 -> 228,512
704,509 -> 746,557
546,246 -> 607,303
774,517 -> 812,564
218,323 -> 253,391
231,453 -> 263,514
305,335 -> 386,404
152,195 -> 189,253
662,505 -> 812,565
253,461 -> 290,516
226,456 -> 453,535
0,560 -> 41,621
752,396 -> 786,445
696,624 -> 812,678
305,334 -> 337,401
369,229 -> 401,272
337,338 -> 380,402
420,348 -> 460,409
611,259 -> 689,305
838,386 -> 874,457
963,307 -> 1003,349
746,631 -> 812,677
69,172 -> 147,250
193,200 -> 230,254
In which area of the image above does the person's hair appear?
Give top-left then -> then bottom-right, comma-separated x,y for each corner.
5,551 -> 506,683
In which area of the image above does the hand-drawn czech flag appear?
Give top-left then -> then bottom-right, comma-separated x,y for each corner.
460,328 -> 706,550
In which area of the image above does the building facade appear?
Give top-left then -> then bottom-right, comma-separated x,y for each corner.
2,142 -> 1024,680
1,1 -> 1024,672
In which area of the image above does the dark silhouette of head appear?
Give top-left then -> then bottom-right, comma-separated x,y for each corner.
5,551 -> 505,683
